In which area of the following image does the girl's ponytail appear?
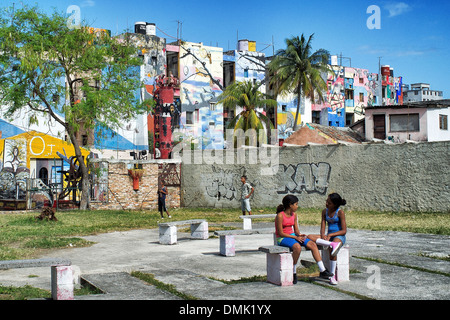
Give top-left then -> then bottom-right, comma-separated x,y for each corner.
276,204 -> 284,213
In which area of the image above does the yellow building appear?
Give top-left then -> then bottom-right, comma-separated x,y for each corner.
0,131 -> 90,209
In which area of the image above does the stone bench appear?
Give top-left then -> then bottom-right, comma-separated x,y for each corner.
214,228 -> 275,257
258,244 -> 350,286
0,258 -> 74,300
240,214 -> 277,230
158,219 -> 208,245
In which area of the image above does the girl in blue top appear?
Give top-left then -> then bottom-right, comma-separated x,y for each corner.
308,193 -> 347,285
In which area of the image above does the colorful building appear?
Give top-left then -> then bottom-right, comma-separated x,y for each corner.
0,131 -> 90,209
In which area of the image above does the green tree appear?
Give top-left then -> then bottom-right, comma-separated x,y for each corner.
217,80 -> 277,147
0,5 -> 147,209
268,34 -> 330,131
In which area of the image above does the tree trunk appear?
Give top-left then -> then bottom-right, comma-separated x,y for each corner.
293,86 -> 302,132
66,127 -> 90,210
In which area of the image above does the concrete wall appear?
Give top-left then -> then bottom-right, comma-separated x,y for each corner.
180,141 -> 450,213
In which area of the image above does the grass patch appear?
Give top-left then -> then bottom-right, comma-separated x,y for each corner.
210,275 -> 267,284
0,285 -> 50,300
131,271 -> 198,300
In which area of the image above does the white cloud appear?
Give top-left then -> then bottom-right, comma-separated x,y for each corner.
384,2 -> 412,17
81,0 -> 95,7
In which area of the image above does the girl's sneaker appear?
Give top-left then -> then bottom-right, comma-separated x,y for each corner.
329,276 -> 338,285
330,242 -> 343,257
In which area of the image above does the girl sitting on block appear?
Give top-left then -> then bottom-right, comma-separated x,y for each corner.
307,193 -> 347,285
275,194 -> 333,284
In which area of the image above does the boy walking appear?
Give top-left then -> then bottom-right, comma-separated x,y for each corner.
158,181 -> 171,219
240,175 -> 254,215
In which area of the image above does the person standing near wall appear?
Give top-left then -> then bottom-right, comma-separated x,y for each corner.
158,181 -> 171,219
240,175 -> 254,215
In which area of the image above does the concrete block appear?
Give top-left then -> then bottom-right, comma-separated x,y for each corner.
159,225 -> 177,245
191,221 -> 209,240
243,218 -> 252,230
321,245 -> 350,283
266,253 -> 293,286
219,235 -> 235,257
51,265 -> 74,300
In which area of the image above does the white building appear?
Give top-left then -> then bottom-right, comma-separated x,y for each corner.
403,83 -> 444,102
364,99 -> 450,142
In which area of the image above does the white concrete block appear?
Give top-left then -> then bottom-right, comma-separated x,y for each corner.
243,218 -> 252,230
51,265 -> 74,300
191,221 -> 209,240
159,225 -> 177,244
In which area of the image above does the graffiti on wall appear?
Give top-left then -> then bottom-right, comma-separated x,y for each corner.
0,139 -> 30,200
275,162 -> 331,195
202,162 -> 331,202
204,166 -> 259,201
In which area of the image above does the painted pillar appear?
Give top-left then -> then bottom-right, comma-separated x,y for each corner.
154,74 -> 179,159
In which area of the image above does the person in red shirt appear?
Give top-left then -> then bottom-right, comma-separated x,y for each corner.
275,194 -> 333,284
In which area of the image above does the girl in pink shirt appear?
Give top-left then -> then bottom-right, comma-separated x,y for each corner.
275,195 -> 333,284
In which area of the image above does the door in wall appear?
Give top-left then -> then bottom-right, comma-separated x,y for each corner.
373,114 -> 386,140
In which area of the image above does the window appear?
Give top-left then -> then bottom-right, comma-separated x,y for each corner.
244,69 -> 248,78
440,114 -> 448,130
186,111 -> 194,125
359,92 -> 364,101
389,113 -> 420,132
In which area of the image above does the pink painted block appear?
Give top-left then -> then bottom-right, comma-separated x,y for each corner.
266,253 -> 293,286
51,265 -> 74,300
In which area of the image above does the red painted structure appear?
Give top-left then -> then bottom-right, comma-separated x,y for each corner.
153,74 -> 179,159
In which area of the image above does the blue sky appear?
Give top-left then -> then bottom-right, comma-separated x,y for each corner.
3,0 -> 450,98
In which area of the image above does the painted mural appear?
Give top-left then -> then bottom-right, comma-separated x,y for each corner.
233,50 -> 266,88
345,67 -> 380,120
176,42 -> 224,150
276,92 -> 304,140
0,131 -> 90,208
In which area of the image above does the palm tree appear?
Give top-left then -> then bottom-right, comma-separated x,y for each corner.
217,80 -> 277,147
269,34 -> 330,131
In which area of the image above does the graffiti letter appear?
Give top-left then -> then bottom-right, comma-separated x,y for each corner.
67,5 -> 81,30
276,165 -> 297,194
311,162 -> 331,194
367,5 -> 381,30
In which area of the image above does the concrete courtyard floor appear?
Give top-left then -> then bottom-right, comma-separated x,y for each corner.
0,223 -> 449,303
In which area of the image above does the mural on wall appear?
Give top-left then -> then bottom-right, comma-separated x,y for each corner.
179,42 -> 224,112
176,42 -> 224,150
233,50 -> 266,86
0,139 -> 29,200
0,131 -> 90,207
277,94 -> 304,140
346,67 -> 379,120
204,166 -> 257,202
202,162 -> 331,203
275,162 -> 331,195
